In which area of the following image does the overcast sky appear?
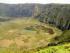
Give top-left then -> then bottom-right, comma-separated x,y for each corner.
0,0 -> 70,4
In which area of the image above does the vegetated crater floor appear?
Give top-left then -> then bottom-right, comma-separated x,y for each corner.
0,19 -> 62,52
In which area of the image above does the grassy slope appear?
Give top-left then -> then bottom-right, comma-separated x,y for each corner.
36,43 -> 70,53
36,30 -> 70,53
0,18 -> 62,53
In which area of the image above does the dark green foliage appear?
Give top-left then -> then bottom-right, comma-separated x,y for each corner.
56,30 -> 70,42
0,3 -> 70,30
49,30 -> 70,46
35,4 -> 70,30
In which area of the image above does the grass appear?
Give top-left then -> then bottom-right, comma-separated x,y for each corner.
0,18 -> 62,53
36,43 -> 70,53
36,30 -> 70,53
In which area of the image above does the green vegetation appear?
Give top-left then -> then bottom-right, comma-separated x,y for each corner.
36,43 -> 70,53
0,3 -> 69,53
0,18 -> 62,53
36,30 -> 70,53
53,30 -> 70,44
0,3 -> 70,30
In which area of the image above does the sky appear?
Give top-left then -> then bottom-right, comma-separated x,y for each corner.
0,0 -> 70,4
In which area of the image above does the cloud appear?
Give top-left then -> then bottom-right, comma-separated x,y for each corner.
0,0 -> 70,4
51,0 -> 70,3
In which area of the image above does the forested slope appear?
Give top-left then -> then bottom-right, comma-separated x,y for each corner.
0,3 -> 70,30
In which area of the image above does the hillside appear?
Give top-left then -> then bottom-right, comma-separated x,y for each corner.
0,18 -> 62,53
0,3 -> 69,53
0,3 -> 69,30
36,43 -> 70,53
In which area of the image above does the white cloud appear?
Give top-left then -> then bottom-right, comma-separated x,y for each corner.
0,0 -> 70,4
51,0 -> 70,3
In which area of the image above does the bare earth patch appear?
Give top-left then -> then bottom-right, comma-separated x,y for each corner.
0,39 -> 13,47
15,38 -> 24,47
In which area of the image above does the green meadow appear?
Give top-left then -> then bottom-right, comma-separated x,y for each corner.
0,18 -> 63,53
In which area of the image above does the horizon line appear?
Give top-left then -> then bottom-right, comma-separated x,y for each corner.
0,2 -> 70,4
